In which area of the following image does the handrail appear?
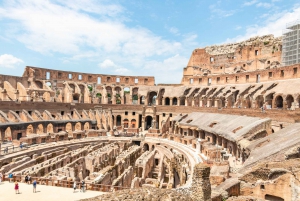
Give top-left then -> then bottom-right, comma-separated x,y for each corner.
3,175 -> 130,192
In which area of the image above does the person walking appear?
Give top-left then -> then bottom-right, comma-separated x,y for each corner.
80,180 -> 85,192
27,175 -> 31,184
73,181 -> 76,193
9,173 -> 13,183
25,175 -> 28,184
0,172 -> 3,183
32,179 -> 37,193
15,181 -> 19,194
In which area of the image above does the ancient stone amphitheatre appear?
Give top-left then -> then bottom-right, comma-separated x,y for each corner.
1,22 -> 300,201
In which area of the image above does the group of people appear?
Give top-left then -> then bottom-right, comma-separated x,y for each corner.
14,179 -> 37,194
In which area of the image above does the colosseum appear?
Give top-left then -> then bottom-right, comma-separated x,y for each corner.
1,22 -> 300,201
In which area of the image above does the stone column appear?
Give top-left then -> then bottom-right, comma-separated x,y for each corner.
191,163 -> 211,201
200,99 -> 203,107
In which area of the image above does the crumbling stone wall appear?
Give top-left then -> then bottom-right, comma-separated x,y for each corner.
190,163 -> 212,201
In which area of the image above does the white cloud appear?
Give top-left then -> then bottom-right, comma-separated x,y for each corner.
114,68 -> 129,74
99,59 -> 116,68
243,0 -> 258,6
225,5 -> 300,43
0,0 -> 198,83
0,54 -> 23,68
235,26 -> 242,30
256,2 -> 273,9
142,54 -> 187,83
169,27 -> 179,35
209,1 -> 236,18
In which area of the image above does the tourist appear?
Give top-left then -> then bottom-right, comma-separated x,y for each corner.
5,146 -> 8,154
25,175 -> 29,184
27,175 -> 31,184
9,173 -> 14,182
73,181 -> 77,193
80,180 -> 85,192
0,172 -> 2,183
15,181 -> 19,194
33,179 -> 37,193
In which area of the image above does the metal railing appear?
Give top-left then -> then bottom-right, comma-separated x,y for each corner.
3,175 -> 130,192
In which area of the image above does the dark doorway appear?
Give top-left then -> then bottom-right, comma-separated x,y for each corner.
145,116 -> 153,130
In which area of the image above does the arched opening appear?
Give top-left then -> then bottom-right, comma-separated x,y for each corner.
65,123 -> 72,133
47,123 -> 54,133
180,97 -> 185,105
256,95 -> 264,108
123,118 -> 129,128
286,95 -> 294,109
106,86 -> 112,104
46,81 -> 52,88
35,81 -> 43,89
26,124 -> 34,135
172,98 -> 178,105
132,87 -> 138,104
148,92 -> 157,106
143,143 -> 149,151
275,95 -> 283,108
265,194 -> 284,201
115,86 -> 122,104
131,119 -> 136,128
4,127 -> 12,141
116,115 -> 121,126
165,97 -> 170,105
96,93 -> 102,103
37,124 -> 44,134
140,96 -> 145,105
145,116 -> 153,130
73,94 -> 80,103
123,87 -> 130,104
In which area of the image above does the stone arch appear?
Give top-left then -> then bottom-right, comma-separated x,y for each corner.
75,122 -> 81,130
172,97 -> 178,105
143,143 -> 149,151
69,83 -> 75,92
66,122 -> 72,133
5,127 -> 12,141
165,97 -> 170,105
47,123 -> 54,133
265,93 -> 274,108
36,124 -> 44,134
35,81 -> 43,89
123,118 -> 129,128
286,94 -> 294,109
275,95 -> 283,108
26,124 -> 34,135
256,95 -> 264,108
145,116 -> 153,130
148,91 -> 157,106
131,119 -> 136,128
73,93 -> 80,103
116,115 -> 121,126
84,122 -> 89,130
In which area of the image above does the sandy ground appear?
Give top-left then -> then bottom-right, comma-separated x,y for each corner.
0,181 -> 106,201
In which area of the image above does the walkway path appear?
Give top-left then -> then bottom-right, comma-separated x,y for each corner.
0,181 -> 105,201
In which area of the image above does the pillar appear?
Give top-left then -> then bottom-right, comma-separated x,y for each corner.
199,99 -> 203,107
191,163 -> 211,201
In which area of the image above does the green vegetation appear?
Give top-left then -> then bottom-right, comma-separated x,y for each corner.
88,85 -> 93,92
132,94 -> 138,100
96,93 -> 102,97
264,41 -> 269,45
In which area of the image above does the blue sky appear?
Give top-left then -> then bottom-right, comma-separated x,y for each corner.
0,0 -> 300,84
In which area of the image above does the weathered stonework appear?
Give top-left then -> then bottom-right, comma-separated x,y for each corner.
190,163 -> 212,201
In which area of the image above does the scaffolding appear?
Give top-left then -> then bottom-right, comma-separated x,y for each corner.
282,20 -> 300,66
